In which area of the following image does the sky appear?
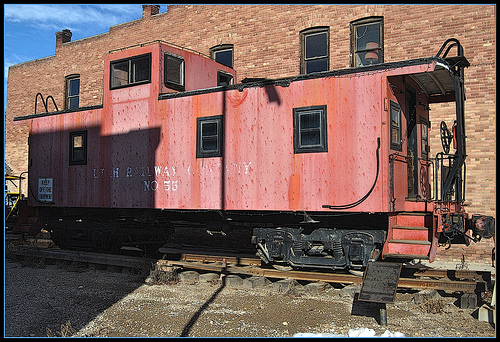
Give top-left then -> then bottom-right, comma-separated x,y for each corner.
3,4 -> 168,111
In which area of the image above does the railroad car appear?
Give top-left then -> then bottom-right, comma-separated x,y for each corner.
11,39 -> 493,271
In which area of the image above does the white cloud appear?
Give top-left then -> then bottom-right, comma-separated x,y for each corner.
4,4 -> 145,32
3,4 -> 167,110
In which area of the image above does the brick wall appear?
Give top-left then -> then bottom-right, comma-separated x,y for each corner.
5,5 -> 495,265
434,234 -> 495,268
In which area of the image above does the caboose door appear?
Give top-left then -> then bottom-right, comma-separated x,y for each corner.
405,87 -> 418,199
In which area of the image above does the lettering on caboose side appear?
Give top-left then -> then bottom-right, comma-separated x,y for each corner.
91,162 -> 253,192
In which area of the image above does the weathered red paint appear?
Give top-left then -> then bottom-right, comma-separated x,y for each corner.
26,42 -> 449,219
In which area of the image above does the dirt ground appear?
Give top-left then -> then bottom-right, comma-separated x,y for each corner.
3,255 -> 496,338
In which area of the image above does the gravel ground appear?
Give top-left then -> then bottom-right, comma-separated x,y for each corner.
5,255 -> 496,338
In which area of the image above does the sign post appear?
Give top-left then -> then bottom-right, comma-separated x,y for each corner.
358,261 -> 402,325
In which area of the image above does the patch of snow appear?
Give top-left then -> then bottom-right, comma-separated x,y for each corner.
293,327 -> 405,337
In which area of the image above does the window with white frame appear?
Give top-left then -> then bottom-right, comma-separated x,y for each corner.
164,53 -> 185,91
351,17 -> 383,67
110,53 -> 151,89
197,116 -> 223,158
293,105 -> 328,153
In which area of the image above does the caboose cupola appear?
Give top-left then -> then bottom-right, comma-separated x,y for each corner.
104,40 -> 236,107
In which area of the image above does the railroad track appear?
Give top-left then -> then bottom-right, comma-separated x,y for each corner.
158,254 -> 490,294
7,243 -> 491,296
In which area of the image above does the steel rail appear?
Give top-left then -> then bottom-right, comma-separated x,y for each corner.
157,258 -> 480,293
9,246 -> 155,268
8,245 -> 486,294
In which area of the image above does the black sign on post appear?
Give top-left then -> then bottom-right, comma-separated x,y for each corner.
357,261 -> 402,326
358,261 -> 402,303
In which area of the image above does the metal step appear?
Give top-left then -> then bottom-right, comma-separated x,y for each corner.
392,225 -> 429,241
395,212 -> 432,227
385,239 -> 431,258
383,253 -> 430,260
388,239 -> 431,245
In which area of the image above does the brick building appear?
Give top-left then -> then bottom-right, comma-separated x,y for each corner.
5,5 -> 495,266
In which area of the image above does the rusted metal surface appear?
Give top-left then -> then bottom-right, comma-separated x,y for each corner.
158,257 -> 481,293
9,246 -> 155,269
25,48 -> 445,214
222,75 -> 384,212
8,244 -> 483,294
19,39 -> 470,268
396,278 -> 479,293
158,258 -> 365,284
25,42 -> 235,210
180,253 -> 261,267
413,268 -> 490,282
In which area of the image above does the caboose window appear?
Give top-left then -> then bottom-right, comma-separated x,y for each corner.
164,53 -> 185,91
69,131 -> 87,165
420,117 -> 429,158
217,70 -> 234,86
293,105 -> 328,153
350,17 -> 383,67
390,101 -> 402,151
211,44 -> 234,68
197,116 -> 223,158
300,27 -> 330,74
110,53 -> 151,89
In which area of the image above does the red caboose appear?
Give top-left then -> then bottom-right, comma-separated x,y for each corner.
14,39 -> 486,270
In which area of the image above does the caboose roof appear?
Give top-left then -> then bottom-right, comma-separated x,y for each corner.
15,56 -> 465,122
407,56 -> 469,103
159,56 -> 465,104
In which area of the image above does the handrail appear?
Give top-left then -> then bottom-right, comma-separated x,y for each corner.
323,137 -> 380,210
34,93 -> 59,114
435,38 -> 464,59
387,154 -> 433,210
434,152 -> 466,202
6,196 -> 21,221
418,157 -> 434,201
5,171 -> 27,222
434,39 -> 468,204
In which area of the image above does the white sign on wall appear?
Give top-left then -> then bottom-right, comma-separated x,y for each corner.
38,178 -> 53,202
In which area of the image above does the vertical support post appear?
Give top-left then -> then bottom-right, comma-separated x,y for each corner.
379,303 -> 387,326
